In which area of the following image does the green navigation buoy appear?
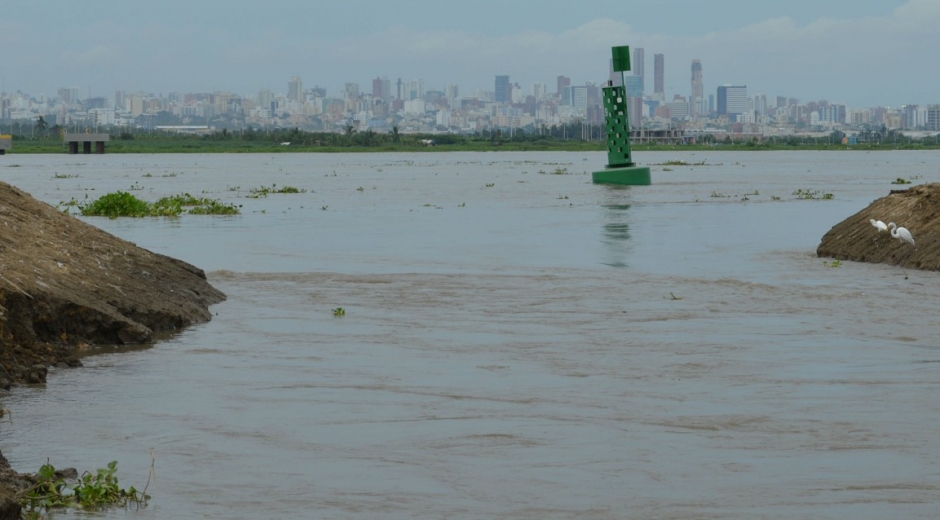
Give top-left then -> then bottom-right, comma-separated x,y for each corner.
592,45 -> 651,186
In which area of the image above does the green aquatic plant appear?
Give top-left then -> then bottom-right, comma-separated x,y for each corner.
792,188 -> 834,200
655,160 -> 706,166
80,191 -> 152,218
247,184 -> 307,198
20,460 -> 149,516
891,177 -> 912,185
80,192 -> 239,218
332,307 -> 346,317
823,259 -> 842,268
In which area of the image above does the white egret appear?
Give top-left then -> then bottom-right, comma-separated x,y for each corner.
870,219 -> 887,232
887,222 -> 915,246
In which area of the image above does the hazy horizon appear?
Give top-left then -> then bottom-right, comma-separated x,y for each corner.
3,0 -> 938,107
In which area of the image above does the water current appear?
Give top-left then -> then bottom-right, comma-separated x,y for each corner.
1,151 -> 939,519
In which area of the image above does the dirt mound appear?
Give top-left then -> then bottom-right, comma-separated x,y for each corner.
817,183 -> 940,270
0,181 -> 225,516
0,181 -> 225,385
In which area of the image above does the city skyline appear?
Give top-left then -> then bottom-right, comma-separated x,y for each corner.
2,0 -> 938,107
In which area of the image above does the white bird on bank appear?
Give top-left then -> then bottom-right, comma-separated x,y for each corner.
887,222 -> 915,246
870,219 -> 887,232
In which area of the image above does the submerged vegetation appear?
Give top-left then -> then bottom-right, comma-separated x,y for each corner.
71,191 -> 239,218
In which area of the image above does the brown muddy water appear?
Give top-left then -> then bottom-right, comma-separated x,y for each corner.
1,151 -> 939,519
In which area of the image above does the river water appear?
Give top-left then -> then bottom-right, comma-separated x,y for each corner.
1,151 -> 939,519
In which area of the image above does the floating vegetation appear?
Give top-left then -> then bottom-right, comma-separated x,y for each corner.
771,195 -> 781,201
332,307 -> 346,317
655,160 -> 706,166
484,183 -> 495,188
53,173 -> 78,179
823,259 -> 842,268
22,460 -> 149,516
537,166 -> 571,175
247,184 -> 307,198
792,188 -> 834,200
79,191 -> 239,218
891,177 -> 912,185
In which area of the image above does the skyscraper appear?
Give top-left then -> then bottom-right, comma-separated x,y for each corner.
717,85 -> 748,119
653,54 -> 664,98
557,75 -> 571,97
377,77 -> 392,103
288,76 -> 303,104
690,60 -> 703,115
495,75 -> 510,103
631,47 -> 646,92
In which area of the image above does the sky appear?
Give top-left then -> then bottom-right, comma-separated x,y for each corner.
2,0 -> 938,108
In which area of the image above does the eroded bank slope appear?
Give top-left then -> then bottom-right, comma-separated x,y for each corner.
817,183 -> 940,270
0,181 -> 225,385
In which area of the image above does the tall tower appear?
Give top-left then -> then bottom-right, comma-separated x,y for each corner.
288,76 -> 302,104
690,60 -> 703,115
495,75 -> 510,103
633,47 -> 645,91
653,54 -> 664,98
557,75 -> 571,96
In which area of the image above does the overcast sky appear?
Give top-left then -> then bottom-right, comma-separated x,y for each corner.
3,0 -> 937,107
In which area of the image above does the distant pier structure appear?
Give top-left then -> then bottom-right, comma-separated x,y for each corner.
0,135 -> 11,155
64,132 -> 110,154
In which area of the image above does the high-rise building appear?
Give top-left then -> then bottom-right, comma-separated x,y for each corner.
532,83 -> 546,100
445,83 -> 459,109
653,54 -> 664,98
557,75 -> 571,96
690,60 -> 703,115
406,79 -> 423,101
257,89 -> 274,110
624,76 -> 643,99
717,85 -> 748,118
926,105 -> 940,131
288,76 -> 303,104
373,78 -> 392,103
495,75 -> 510,103
633,47 -> 645,88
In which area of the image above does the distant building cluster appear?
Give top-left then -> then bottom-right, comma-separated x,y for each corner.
3,49 -> 940,140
